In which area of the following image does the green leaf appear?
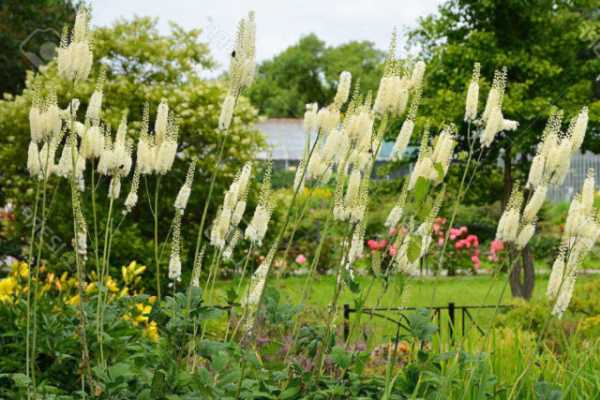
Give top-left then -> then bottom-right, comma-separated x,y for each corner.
150,369 -> 167,398
11,373 -> 30,388
109,362 -> 134,380
413,176 -> 430,204
535,381 -> 563,400
211,351 -> 228,372
407,235 -> 422,263
280,385 -> 301,399
331,346 -> 352,369
433,162 -> 445,181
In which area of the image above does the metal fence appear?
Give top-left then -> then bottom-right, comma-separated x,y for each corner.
548,152 -> 600,203
342,303 -> 513,342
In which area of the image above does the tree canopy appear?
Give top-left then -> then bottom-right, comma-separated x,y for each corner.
0,17 -> 263,270
0,0 -> 80,96
248,34 -> 385,117
410,0 -> 599,202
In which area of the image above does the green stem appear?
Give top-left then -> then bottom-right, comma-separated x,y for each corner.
30,172 -> 49,392
191,134 -> 229,276
96,196 -> 114,368
154,175 -> 162,299
25,179 -> 41,398
91,160 -> 100,281
431,122 -> 476,301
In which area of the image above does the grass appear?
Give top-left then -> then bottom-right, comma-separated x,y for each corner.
216,272 -> 600,346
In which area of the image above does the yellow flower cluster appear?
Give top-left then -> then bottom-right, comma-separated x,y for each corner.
0,260 -> 159,341
0,262 -> 29,302
123,296 -> 159,342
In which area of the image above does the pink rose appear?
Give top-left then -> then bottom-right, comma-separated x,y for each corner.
455,241 -> 464,250
437,237 -> 445,247
295,254 -> 306,265
449,228 -> 461,240
389,245 -> 397,257
466,234 -> 479,247
367,240 -> 379,251
471,255 -> 480,268
491,239 -> 504,252
388,227 -> 397,236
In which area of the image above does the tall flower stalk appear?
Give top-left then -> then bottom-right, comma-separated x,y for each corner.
190,12 -> 256,286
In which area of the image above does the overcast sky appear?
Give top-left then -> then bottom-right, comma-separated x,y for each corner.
89,0 -> 444,75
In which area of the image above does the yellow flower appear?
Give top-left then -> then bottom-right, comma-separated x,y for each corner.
67,294 -> 80,305
0,277 -> 18,303
106,277 -> 119,293
11,262 -> 29,279
145,321 -> 159,342
85,282 -> 97,294
122,261 -> 146,286
118,287 -> 129,298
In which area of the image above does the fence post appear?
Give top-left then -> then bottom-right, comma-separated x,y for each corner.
343,304 -> 350,342
448,302 -> 455,342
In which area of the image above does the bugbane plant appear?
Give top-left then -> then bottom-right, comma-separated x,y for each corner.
245,161 -> 273,246
464,63 -> 480,122
174,159 -> 196,214
57,7 -> 93,82
547,170 -> 600,318
497,107 -> 590,251
480,67 -> 518,147
495,186 -> 523,243
136,101 -> 178,175
210,163 -> 252,250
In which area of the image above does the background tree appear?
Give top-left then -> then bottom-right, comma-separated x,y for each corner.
410,0 -> 600,298
0,0 -> 80,96
0,17 -> 263,290
248,34 -> 384,117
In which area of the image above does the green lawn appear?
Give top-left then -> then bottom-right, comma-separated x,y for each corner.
217,273 -> 600,346
268,273 -> 547,308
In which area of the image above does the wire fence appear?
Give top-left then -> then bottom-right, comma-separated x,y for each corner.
548,152 -> 600,203
342,303 -> 514,343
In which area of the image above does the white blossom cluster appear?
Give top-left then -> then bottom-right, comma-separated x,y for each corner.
210,163 -> 252,250
242,248 -> 275,334
464,63 -> 481,122
495,106 -> 589,251
527,108 -> 589,189
495,188 -> 536,250
372,45 -> 425,117
495,187 -> 524,244
245,161 -> 272,246
137,101 -> 179,175
479,67 -> 519,148
174,159 -> 197,214
547,171 -> 600,318
168,213 -> 183,283
57,8 -> 93,82
393,189 -> 444,274
218,12 -> 257,131
407,126 -> 457,190
27,90 -> 65,179
384,180 -> 409,230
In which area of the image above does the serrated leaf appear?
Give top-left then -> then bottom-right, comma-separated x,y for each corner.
433,162 -> 445,180
331,346 -> 352,369
413,177 -> 430,204
407,235 -> 422,263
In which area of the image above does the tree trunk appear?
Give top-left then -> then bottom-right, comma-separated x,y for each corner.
503,143 -> 535,299
502,143 -> 513,209
509,245 -> 535,299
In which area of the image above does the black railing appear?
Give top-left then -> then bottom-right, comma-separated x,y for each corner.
342,302 -> 513,342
